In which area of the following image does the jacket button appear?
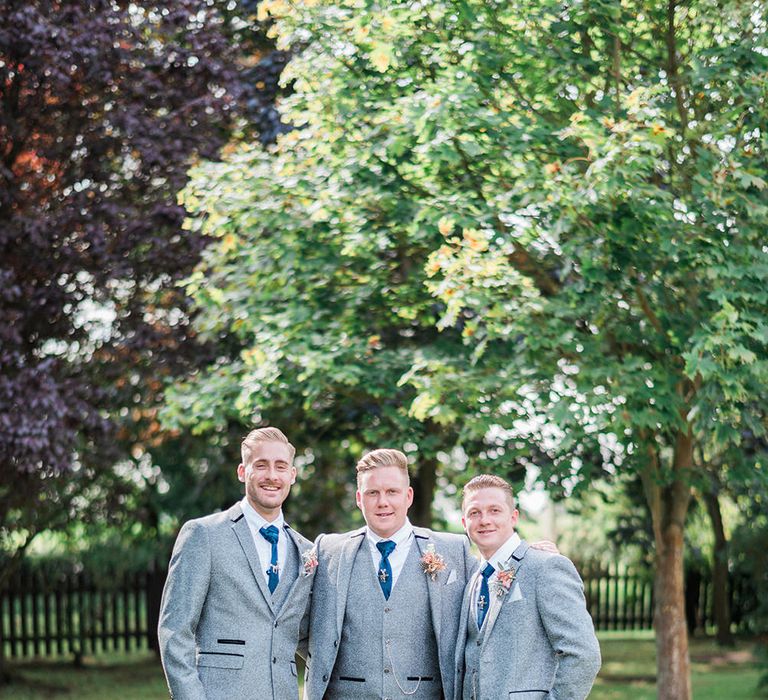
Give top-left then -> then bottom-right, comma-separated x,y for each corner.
272,657 -> 277,663
274,621 -> 279,628
384,668 -> 390,674
333,639 -> 338,647
384,607 -> 391,613
323,674 -> 328,682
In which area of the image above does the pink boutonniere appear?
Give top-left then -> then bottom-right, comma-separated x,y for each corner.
420,543 -> 447,581
301,547 -> 318,576
492,563 -> 516,597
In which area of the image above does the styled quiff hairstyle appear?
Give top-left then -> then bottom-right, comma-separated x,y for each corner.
241,427 -> 296,464
356,448 -> 410,486
461,474 -> 516,511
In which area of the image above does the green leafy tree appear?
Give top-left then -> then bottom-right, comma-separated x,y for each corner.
170,0 -> 767,696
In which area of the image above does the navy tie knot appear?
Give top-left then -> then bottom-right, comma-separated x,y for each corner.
259,524 -> 279,544
259,525 -> 280,593
376,540 -> 396,558
376,540 -> 396,599
482,562 -> 495,579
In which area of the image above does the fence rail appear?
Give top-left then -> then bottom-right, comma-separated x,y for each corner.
584,566 -> 656,631
1,565 -> 164,659
0,563 -> 754,659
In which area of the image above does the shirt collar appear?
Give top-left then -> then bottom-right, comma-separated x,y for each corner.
480,531 -> 521,572
241,496 -> 284,532
366,518 -> 414,547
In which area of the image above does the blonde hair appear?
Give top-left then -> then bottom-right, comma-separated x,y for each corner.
356,448 -> 410,486
241,427 -> 296,464
461,474 -> 516,510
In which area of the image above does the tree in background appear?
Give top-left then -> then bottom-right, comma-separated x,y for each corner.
0,0 -> 244,591
162,132 -> 473,531
170,0 -> 768,696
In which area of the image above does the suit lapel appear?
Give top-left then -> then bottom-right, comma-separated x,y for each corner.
482,540 -> 529,642
413,528 -> 443,641
335,528 -> 366,636
276,524 -> 311,616
230,505 -> 275,614
456,568 -> 477,669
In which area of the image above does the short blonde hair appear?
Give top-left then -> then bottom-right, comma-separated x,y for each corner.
241,427 -> 296,464
356,448 -> 410,486
461,474 -> 516,511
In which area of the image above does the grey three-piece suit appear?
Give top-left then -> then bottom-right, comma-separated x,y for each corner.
454,540 -> 601,700
158,502 -> 315,700
304,526 -> 478,700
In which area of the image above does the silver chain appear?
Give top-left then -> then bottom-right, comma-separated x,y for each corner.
385,639 -> 422,696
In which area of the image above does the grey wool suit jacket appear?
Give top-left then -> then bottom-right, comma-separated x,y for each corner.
158,502 -> 316,700
303,526 -> 478,700
454,540 -> 601,700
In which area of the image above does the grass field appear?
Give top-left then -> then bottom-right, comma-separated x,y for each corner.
2,633 -> 765,698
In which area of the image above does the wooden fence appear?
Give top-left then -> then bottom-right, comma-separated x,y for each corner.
584,566 -> 656,631
1,565 -> 165,659
0,563 -> 754,659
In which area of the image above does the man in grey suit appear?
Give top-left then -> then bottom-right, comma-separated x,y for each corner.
304,448 -> 477,700
158,427 -> 316,700
455,474 -> 601,700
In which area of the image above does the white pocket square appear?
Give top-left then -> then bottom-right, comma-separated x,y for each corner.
446,570 -> 457,585
510,583 -> 523,602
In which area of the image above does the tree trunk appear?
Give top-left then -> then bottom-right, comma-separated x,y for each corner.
410,455 -> 436,527
704,489 -> 734,646
640,429 -> 693,700
654,515 -> 691,699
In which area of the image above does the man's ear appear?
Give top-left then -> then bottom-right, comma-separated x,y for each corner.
237,463 -> 246,482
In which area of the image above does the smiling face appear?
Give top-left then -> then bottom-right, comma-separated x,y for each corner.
237,440 -> 296,520
356,465 -> 414,539
462,486 -> 519,560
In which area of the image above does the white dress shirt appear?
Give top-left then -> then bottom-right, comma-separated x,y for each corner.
365,518 -> 414,588
471,531 -> 522,623
240,497 -> 288,585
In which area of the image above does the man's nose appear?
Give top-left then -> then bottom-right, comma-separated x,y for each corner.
264,465 -> 280,480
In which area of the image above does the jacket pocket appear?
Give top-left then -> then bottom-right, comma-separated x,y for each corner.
508,692 -> 548,699
197,651 -> 245,669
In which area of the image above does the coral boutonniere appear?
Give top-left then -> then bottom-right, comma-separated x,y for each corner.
420,543 -> 447,581
301,547 -> 318,576
492,563 -> 516,597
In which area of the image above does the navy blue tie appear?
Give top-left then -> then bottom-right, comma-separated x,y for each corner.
477,563 -> 494,629
259,525 -> 280,593
376,540 -> 396,600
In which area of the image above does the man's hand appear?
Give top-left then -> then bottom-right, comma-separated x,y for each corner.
531,540 -> 559,554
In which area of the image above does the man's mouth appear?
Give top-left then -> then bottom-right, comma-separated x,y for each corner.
259,485 -> 281,492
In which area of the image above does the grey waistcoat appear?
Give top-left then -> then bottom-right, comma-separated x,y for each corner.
229,525 -> 300,696
326,541 -> 442,699
462,599 -> 486,700
272,531 -> 299,611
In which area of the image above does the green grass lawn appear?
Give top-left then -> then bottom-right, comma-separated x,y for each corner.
1,634 -> 765,698
592,632 -> 766,699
